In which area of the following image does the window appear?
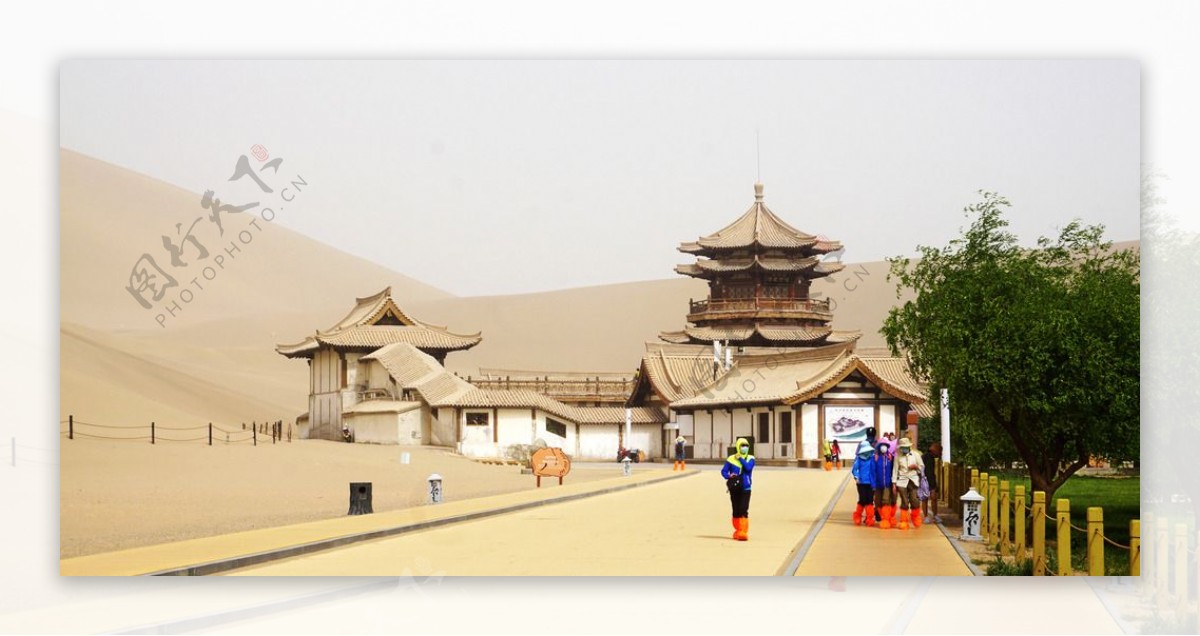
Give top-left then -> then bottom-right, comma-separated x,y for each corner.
466,413 -> 490,426
545,417 -> 567,438
780,411 -> 793,443
757,412 -> 770,443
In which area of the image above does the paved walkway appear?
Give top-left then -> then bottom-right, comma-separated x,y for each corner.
792,479 -> 974,576
60,467 -> 974,577
59,469 -> 690,576
225,467 -> 847,575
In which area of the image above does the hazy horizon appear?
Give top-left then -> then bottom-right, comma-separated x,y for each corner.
61,60 -> 1140,297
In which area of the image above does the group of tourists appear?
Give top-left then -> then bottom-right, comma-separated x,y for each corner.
712,429 -> 942,542
849,427 -> 941,530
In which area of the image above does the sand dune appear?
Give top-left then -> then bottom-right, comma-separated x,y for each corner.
60,149 -> 454,333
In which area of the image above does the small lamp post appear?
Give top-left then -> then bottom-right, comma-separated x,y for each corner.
428,473 -> 443,504
960,486 -> 984,541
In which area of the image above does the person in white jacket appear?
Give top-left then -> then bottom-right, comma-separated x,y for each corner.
891,437 -> 925,530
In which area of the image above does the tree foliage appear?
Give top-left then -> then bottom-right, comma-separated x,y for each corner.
882,192 -> 1139,500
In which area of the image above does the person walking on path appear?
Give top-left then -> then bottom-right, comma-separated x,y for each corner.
870,440 -> 896,529
821,438 -> 833,471
921,442 -> 942,523
850,440 -> 876,526
892,437 -> 925,530
673,435 -> 687,471
721,437 -> 756,541
830,440 -> 842,470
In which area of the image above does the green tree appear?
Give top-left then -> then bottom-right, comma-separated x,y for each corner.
882,192 -> 1139,501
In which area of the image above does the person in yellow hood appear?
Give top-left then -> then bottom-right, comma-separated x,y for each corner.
720,437 -> 756,541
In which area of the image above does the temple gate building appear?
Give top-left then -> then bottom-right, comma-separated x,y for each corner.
629,183 -> 930,462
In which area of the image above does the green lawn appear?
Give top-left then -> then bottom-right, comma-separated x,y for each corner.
985,473 -> 1139,575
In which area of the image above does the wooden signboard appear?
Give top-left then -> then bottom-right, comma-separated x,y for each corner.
531,447 -> 571,487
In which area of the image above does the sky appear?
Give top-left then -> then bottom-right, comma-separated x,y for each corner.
59,59 -> 1140,297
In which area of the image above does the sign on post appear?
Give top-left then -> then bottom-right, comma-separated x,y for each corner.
532,447 -> 571,487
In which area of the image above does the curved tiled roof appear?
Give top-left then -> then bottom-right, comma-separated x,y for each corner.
277,288 -> 481,358
572,406 -> 669,425
659,324 -> 858,346
677,183 -> 842,255
665,343 -> 928,412
675,255 -> 821,278
360,342 -> 444,388
637,343 -> 733,404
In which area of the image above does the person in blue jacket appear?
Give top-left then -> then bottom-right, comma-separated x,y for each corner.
721,437 -> 755,541
870,439 -> 896,529
850,439 -> 876,526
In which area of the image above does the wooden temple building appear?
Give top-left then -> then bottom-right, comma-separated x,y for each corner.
628,182 -> 930,461
276,288 -> 665,456
277,183 -> 929,463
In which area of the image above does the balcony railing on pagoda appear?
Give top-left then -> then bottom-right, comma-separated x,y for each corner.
688,297 -> 833,322
466,375 -> 634,405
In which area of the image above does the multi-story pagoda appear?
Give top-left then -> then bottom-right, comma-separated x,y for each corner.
660,182 -> 852,348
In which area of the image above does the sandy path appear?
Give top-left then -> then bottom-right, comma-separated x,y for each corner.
60,437 -> 630,558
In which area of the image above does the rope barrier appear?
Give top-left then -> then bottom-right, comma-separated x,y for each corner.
1101,534 -> 1132,550
154,436 -> 211,443
69,431 -> 152,441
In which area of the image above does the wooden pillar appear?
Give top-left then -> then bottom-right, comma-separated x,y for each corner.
1000,480 -> 1011,556
1056,498 -> 1072,576
1128,519 -> 1140,577
979,471 -> 989,542
1087,507 -> 1104,576
1014,485 -> 1027,562
1032,491 -> 1046,576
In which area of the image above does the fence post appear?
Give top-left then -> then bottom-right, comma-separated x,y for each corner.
9,437 -> 13,468
1087,507 -> 1104,576
1057,498 -> 1072,576
208,423 -> 213,446
1174,523 -> 1188,607
272,421 -> 276,444
1000,480 -> 1011,557
69,415 -> 73,440
253,426 -> 256,446
1015,485 -> 1026,562
987,475 -> 998,546
1033,491 -> 1046,575
151,421 -> 155,445
1129,519 -> 1140,578
979,472 -> 990,542
970,468 -> 979,493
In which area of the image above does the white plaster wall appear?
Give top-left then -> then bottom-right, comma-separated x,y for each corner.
536,414 -> 574,452
579,426 -> 619,460
462,410 -> 492,444
497,409 -> 534,446
676,413 -> 694,436
344,412 -> 400,444
629,424 -> 661,457
880,404 -> 897,438
801,403 -> 819,459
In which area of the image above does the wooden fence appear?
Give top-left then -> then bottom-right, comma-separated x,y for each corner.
938,461 -> 1146,577
61,415 -> 293,446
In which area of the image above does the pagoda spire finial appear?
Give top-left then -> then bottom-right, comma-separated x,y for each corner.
754,181 -> 764,202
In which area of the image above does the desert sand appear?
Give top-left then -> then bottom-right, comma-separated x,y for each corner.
59,436 -> 639,558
